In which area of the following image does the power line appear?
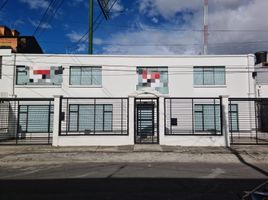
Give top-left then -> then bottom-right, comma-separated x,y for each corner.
37,0 -> 65,37
65,21 -> 268,33
32,0 -> 56,36
68,0 -> 118,53
0,0 -> 8,11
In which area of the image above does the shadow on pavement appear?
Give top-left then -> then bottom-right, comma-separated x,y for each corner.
0,178 -> 267,200
228,147 -> 268,177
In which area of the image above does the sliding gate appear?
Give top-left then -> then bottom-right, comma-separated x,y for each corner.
0,98 -> 54,145
229,98 -> 268,145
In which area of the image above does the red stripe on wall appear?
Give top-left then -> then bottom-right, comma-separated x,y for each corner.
33,70 -> 50,75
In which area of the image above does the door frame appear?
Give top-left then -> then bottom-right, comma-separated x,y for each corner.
134,98 -> 159,144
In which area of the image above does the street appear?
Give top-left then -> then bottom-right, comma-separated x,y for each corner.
0,146 -> 267,199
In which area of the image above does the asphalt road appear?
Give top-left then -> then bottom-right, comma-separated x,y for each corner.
0,162 -> 267,200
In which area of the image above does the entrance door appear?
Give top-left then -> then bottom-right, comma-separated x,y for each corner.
135,98 -> 159,144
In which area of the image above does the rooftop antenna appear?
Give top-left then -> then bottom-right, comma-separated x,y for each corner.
203,0 -> 208,55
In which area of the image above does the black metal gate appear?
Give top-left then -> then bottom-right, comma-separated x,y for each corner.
229,98 -> 268,145
0,98 -> 54,145
134,98 -> 159,144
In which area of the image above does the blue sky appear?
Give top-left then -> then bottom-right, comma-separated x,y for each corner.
1,0 -> 268,55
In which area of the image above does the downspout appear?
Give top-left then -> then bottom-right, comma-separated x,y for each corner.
247,55 -> 252,98
12,53 -> 16,97
247,55 -> 254,136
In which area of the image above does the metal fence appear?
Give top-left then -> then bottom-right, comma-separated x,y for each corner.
229,98 -> 268,145
164,97 -> 223,136
60,97 -> 129,136
0,98 -> 54,145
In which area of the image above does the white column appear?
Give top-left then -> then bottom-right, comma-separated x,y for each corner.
220,95 -> 230,147
158,96 -> 165,145
52,95 -> 62,147
128,97 -> 135,144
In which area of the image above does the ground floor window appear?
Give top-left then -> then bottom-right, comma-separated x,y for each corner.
19,105 -> 54,133
229,104 -> 239,132
194,104 -> 221,133
68,104 -> 112,132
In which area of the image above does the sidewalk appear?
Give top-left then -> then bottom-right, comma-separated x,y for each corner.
0,144 -> 267,154
0,145 -> 267,166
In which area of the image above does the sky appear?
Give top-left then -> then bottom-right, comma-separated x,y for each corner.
0,0 -> 268,55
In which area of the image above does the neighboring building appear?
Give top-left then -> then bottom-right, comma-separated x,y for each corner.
0,26 -> 43,53
0,49 -> 267,146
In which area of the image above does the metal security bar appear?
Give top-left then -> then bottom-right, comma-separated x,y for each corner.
60,97 -> 129,136
0,98 -> 54,145
134,98 -> 159,144
229,98 -> 268,145
164,97 -> 223,136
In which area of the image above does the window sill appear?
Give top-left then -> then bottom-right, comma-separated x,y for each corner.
69,85 -> 102,88
15,85 -> 62,88
194,85 -> 227,88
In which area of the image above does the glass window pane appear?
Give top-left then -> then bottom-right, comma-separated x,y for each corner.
69,112 -> 78,131
92,67 -> 102,85
70,67 -> 81,85
27,106 -> 49,132
104,112 -> 112,131
104,105 -> 112,112
79,105 -> 94,132
203,105 -> 215,131
203,68 -> 214,85
194,112 -> 203,131
19,113 -> 27,132
81,67 -> 92,85
16,67 -> 28,85
214,67 -> 225,85
95,105 -> 104,131
194,67 -> 203,85
70,105 -> 78,112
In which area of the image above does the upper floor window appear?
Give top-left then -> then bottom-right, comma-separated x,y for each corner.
194,66 -> 225,86
136,67 -> 168,94
70,66 -> 102,86
16,65 -> 63,85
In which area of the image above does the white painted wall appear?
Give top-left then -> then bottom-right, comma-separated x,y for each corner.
0,52 -> 256,98
0,51 -> 260,146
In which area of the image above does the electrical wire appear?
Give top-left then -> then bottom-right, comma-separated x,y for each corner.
0,0 -> 8,11
37,0 -> 65,37
32,0 -> 56,36
68,0 -> 119,53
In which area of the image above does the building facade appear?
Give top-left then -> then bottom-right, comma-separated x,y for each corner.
0,26 -> 43,54
0,49 -> 267,146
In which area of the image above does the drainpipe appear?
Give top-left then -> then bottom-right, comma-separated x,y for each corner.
12,53 -> 16,97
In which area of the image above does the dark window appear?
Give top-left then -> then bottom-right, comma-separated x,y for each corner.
194,66 -> 225,85
229,104 -> 239,132
68,104 -> 112,132
19,105 -> 54,133
70,66 -> 102,85
194,104 -> 221,133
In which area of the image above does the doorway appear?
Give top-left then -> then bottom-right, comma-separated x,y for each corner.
134,98 -> 159,144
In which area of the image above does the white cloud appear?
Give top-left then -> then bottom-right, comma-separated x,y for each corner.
66,31 -> 86,43
30,19 -> 52,29
101,0 -> 268,55
151,17 -> 158,24
67,0 -> 85,7
66,32 -> 104,53
110,0 -> 124,18
20,0 -> 50,10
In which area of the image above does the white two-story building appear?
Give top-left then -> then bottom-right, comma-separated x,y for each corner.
0,49 -> 267,146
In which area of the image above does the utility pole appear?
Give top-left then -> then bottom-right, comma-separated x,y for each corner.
203,0 -> 208,55
88,0 -> 93,54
